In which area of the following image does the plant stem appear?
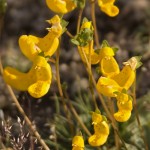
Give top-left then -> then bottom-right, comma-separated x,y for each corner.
0,58 -> 50,150
90,0 -> 100,48
66,30 -> 74,38
77,9 -> 83,34
132,73 -> 149,150
107,98 -> 120,150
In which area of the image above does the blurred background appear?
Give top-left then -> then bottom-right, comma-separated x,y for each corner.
0,0 -> 150,149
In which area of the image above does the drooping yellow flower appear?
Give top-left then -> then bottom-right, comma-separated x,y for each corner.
72,135 -> 84,150
97,65 -> 135,97
46,0 -> 76,14
88,112 -> 109,147
98,0 -> 119,17
96,77 -> 121,97
116,93 -> 133,111
114,110 -> 131,122
3,56 -> 52,98
114,92 -> 133,122
19,15 -> 62,61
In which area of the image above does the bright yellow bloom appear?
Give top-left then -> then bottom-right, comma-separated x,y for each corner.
114,110 -> 131,122
88,134 -> 108,147
92,112 -> 103,125
97,65 -> 135,97
101,56 -> 119,77
116,93 -> 133,111
89,112 -> 109,147
72,136 -> 84,150
98,0 -> 119,17
46,0 -> 76,14
3,56 -> 52,98
19,15 -> 62,61
96,77 -> 121,97
112,65 -> 135,90
114,92 -> 133,122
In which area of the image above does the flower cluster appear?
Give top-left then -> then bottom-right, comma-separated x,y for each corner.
3,15 -> 62,98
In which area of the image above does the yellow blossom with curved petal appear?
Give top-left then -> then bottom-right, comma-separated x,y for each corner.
72,136 -> 84,150
46,0 -> 76,14
94,121 -> 109,135
89,112 -> 109,147
97,64 -> 135,97
98,0 -> 119,17
99,46 -> 115,62
88,134 -> 108,147
92,112 -> 103,125
101,56 -> 120,77
96,77 -> 121,97
19,15 -> 62,61
112,65 -> 135,90
114,110 -> 131,122
116,93 -> 133,111
3,56 -> 52,98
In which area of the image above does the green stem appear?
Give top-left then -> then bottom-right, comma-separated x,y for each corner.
90,0 -> 100,48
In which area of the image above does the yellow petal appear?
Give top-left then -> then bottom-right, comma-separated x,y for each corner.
112,65 -> 135,90
101,56 -> 120,77
100,4 -> 119,17
94,121 -> 109,135
99,47 -> 115,62
96,77 -> 121,97
3,67 -> 33,91
88,134 -> 108,147
114,110 -> 131,122
28,81 -> 50,98
92,112 -> 103,124
27,56 -> 52,98
116,93 -> 133,111
72,147 -> 84,150
98,0 -> 115,6
46,0 -> 76,14
19,35 -> 40,61
72,136 -> 84,148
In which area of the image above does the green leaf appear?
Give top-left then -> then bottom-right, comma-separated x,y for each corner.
101,40 -> 109,47
61,19 -> 69,34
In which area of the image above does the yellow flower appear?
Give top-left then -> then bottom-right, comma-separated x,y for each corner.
98,0 -> 119,17
113,92 -> 133,122
19,15 -> 62,61
100,56 -> 119,77
97,65 -> 135,97
46,0 -> 76,14
96,77 -> 121,97
116,93 -> 133,111
89,112 -> 109,147
3,56 -> 52,98
72,135 -> 84,150
112,65 -> 135,90
114,110 -> 131,122
92,112 -> 103,125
